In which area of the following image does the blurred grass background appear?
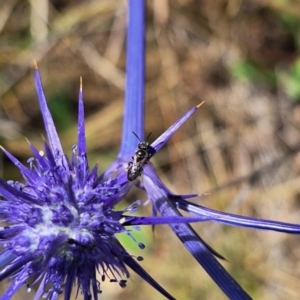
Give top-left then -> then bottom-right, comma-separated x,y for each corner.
1,0 -> 300,299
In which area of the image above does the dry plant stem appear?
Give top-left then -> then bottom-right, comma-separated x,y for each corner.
79,42 -> 125,90
30,0 -> 49,43
104,2 -> 127,64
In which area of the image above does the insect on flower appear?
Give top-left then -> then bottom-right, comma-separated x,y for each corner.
127,132 -> 152,181
127,161 -> 143,181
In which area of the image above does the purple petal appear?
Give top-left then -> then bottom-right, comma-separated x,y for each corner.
122,215 -> 211,226
50,292 -> 59,300
64,264 -> 77,300
103,170 -> 132,208
176,198 -> 300,234
77,77 -> 87,157
0,251 -> 17,269
43,141 -> 56,168
0,254 -> 34,281
141,164 -> 225,260
33,274 -> 47,300
34,67 -> 68,171
2,268 -> 30,300
119,0 -> 145,159
0,226 -> 26,239
0,178 -> 40,205
0,146 -> 27,170
167,220 -> 251,300
150,102 -> 204,154
142,164 -> 251,299
91,276 -> 99,300
123,255 -> 175,300
1,146 -> 38,182
26,140 -> 49,170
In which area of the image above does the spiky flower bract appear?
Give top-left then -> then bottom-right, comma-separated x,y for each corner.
0,69 -> 147,300
0,68 -> 211,300
109,1 -> 300,299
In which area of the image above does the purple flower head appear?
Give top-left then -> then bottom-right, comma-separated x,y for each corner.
0,67 -> 212,300
0,68 -> 131,300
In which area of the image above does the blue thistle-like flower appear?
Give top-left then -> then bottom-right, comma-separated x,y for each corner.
0,68 -> 211,300
0,69 -> 133,300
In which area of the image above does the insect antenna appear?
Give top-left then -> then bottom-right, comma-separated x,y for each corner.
145,132 -> 152,142
132,131 -> 142,142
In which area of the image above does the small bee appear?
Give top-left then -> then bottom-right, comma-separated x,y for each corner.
127,132 -> 152,181
127,161 -> 143,181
